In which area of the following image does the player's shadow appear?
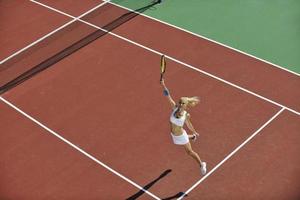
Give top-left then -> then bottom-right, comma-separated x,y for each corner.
161,192 -> 188,200
126,169 -> 188,200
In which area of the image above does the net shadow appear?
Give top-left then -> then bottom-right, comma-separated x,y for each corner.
0,0 -> 160,94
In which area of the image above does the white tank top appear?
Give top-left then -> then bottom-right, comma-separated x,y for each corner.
170,107 -> 187,127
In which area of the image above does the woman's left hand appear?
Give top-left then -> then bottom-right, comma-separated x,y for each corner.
193,132 -> 199,137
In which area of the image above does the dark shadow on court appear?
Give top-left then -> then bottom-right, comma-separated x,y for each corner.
0,0 -> 161,94
162,192 -> 188,199
126,169 -> 188,200
126,169 -> 172,200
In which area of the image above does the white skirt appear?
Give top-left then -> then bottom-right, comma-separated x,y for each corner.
171,130 -> 189,145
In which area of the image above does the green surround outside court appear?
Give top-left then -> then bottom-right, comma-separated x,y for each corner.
112,0 -> 300,74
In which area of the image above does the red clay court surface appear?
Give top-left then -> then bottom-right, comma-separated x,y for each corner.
1,1 -> 300,199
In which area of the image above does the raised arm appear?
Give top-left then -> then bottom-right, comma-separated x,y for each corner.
160,79 -> 176,108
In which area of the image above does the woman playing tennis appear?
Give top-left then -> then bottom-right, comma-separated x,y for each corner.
160,78 -> 207,175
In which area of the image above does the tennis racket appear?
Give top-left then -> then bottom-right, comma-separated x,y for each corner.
160,55 -> 166,82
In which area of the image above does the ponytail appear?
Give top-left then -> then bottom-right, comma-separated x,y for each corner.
181,96 -> 200,108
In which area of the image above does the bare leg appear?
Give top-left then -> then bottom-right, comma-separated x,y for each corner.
183,142 -> 202,165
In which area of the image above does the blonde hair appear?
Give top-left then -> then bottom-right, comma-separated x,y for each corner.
180,96 -> 200,107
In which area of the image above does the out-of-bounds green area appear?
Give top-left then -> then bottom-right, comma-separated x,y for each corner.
111,0 -> 300,74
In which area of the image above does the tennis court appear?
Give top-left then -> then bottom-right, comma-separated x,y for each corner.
1,1 -> 300,199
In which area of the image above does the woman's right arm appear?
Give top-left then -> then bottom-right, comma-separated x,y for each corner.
160,79 -> 176,108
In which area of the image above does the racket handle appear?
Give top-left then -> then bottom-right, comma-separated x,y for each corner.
160,73 -> 163,82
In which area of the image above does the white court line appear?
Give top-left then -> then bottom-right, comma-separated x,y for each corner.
108,1 -> 300,77
28,0 -> 300,117
0,96 -> 161,200
177,107 -> 285,199
0,0 -> 111,65
0,19 -> 75,64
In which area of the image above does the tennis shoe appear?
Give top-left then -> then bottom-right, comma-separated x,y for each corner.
200,162 -> 207,175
